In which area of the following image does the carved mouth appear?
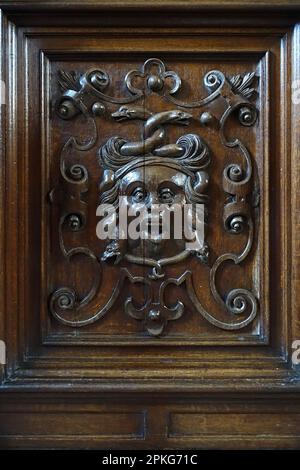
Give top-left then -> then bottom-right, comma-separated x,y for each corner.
145,234 -> 164,245
175,113 -> 192,126
178,117 -> 190,126
111,112 -> 128,122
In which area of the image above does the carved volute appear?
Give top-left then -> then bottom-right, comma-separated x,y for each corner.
49,58 -> 260,338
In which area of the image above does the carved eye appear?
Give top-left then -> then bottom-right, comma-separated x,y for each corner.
131,187 -> 147,203
159,188 -> 175,204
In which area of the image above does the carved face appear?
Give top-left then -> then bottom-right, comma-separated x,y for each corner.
120,165 -> 189,260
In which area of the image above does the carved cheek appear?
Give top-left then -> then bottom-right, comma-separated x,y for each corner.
173,192 -> 186,206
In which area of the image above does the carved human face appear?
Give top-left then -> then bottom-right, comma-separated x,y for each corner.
120,165 -> 188,260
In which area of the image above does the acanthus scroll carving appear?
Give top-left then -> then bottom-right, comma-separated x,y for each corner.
49,58 -> 259,336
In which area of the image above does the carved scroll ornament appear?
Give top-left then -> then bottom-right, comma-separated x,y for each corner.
49,58 -> 259,336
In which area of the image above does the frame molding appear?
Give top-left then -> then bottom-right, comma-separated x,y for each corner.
0,0 -> 299,449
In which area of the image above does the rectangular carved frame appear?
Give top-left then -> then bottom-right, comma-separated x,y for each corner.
0,1 -> 300,449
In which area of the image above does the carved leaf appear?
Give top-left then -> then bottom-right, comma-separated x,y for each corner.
58,70 -> 80,92
230,74 -> 242,89
229,71 -> 256,99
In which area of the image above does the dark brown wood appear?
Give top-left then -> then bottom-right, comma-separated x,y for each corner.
0,0 -> 299,450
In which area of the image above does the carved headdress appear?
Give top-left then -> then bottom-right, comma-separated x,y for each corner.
98,107 -> 211,206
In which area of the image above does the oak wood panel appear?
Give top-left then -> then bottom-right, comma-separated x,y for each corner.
1,394 -> 300,449
0,0 -> 299,450
1,0 -> 300,11
1,21 -> 290,382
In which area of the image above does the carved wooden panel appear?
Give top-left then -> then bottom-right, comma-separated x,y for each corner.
47,54 -> 264,344
0,1 -> 299,450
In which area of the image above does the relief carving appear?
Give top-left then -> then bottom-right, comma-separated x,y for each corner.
49,58 -> 259,336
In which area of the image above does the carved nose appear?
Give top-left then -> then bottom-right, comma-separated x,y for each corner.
146,193 -> 159,207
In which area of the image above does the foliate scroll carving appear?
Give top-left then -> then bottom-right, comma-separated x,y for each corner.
49,58 -> 260,336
